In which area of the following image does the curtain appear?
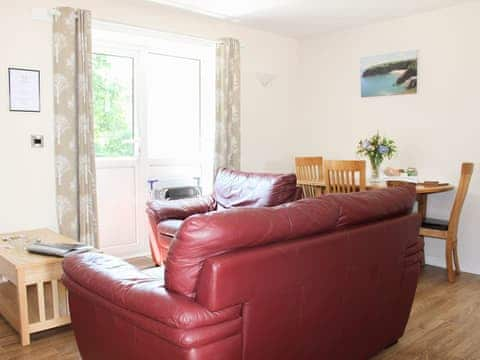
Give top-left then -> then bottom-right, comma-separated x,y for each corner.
214,38 -> 241,171
53,7 -> 98,246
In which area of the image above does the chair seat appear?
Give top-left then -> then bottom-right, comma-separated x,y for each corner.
421,217 -> 449,231
157,219 -> 183,238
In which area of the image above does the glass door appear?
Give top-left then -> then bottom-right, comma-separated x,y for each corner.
92,46 -> 146,258
93,26 -> 215,258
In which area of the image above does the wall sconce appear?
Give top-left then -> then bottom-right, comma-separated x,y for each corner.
255,72 -> 277,87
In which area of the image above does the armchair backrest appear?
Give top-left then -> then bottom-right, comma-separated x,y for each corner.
213,168 -> 298,209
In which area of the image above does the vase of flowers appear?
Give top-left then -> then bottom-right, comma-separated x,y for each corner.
357,132 -> 397,182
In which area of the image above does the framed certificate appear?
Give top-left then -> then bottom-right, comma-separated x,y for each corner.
8,68 -> 41,112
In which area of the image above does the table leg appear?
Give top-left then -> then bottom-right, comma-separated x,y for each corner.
417,194 -> 427,220
16,270 -> 30,346
417,194 -> 427,266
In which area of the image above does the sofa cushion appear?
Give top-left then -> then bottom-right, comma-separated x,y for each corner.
328,187 -> 416,229
166,198 -> 339,298
157,219 -> 183,238
214,168 -> 298,209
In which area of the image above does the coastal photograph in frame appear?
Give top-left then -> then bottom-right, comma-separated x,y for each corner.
361,50 -> 417,97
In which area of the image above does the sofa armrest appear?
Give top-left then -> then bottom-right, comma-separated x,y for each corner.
146,196 -> 216,224
62,253 -> 240,329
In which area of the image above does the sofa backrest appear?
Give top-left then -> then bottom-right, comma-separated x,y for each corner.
196,213 -> 421,359
213,168 -> 298,209
328,185 -> 418,228
165,187 -> 416,298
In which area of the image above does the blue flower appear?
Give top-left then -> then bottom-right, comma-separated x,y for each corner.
378,145 -> 389,154
362,140 -> 370,149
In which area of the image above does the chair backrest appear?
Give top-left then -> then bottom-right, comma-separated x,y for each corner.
324,160 -> 366,193
295,157 -> 323,198
448,162 -> 474,235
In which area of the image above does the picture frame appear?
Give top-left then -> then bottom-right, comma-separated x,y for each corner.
360,50 -> 417,98
8,68 -> 41,112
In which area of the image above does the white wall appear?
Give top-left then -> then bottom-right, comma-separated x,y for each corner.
298,2 -> 480,273
0,0 -> 299,234
3,0 -> 478,272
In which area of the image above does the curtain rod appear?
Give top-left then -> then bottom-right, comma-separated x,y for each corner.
40,8 -> 244,48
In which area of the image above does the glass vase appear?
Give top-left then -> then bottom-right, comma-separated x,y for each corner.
369,158 -> 382,183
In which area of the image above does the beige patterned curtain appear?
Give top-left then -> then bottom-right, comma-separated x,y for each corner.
53,7 -> 98,246
215,38 -> 241,171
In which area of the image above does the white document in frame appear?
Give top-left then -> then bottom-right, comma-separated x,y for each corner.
9,68 -> 40,112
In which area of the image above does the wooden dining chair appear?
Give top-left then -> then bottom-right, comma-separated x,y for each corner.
295,157 -> 324,198
324,160 -> 366,193
419,163 -> 474,282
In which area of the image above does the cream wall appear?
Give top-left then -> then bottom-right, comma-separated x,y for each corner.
3,0 -> 479,273
298,2 -> 480,273
0,0 -> 299,233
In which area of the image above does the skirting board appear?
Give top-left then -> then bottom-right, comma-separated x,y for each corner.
425,255 -> 446,269
425,255 -> 480,275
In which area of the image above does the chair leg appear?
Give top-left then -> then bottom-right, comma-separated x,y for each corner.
453,239 -> 461,275
446,241 -> 456,283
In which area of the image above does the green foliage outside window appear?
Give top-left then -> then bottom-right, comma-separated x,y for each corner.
93,54 -> 134,157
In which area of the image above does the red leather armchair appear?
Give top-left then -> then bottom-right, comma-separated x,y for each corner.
146,168 -> 299,265
63,187 -> 422,360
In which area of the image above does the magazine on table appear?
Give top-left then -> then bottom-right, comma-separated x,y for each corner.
26,242 -> 93,257
383,175 -> 418,183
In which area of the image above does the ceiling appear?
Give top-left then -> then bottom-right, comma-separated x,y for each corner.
148,0 -> 471,37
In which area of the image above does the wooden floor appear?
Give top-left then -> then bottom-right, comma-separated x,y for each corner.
0,262 -> 479,359
374,266 -> 480,360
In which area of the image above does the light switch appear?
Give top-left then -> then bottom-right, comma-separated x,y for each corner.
31,135 -> 44,148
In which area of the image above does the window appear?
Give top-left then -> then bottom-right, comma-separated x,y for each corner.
93,53 -> 134,158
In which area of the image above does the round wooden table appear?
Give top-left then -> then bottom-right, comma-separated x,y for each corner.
413,184 -> 455,195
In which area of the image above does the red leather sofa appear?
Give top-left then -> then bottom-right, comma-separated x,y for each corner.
63,187 -> 422,360
146,168 -> 299,265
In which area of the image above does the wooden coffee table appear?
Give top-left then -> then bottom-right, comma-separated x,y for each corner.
0,229 -> 75,345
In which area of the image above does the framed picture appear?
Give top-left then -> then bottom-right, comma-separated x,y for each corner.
360,51 -> 417,97
8,68 -> 41,112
